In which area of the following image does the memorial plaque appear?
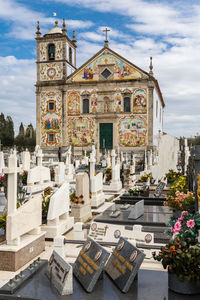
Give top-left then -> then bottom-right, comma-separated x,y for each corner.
105,237 -> 145,293
73,237 -> 109,292
47,250 -> 73,296
154,182 -> 165,198
128,200 -> 144,220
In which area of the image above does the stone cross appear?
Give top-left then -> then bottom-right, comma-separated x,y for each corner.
89,152 -> 96,179
103,27 -> 110,42
111,149 -> 116,171
91,145 -> 96,158
22,148 -> 30,171
66,146 -> 72,166
3,151 -> 21,215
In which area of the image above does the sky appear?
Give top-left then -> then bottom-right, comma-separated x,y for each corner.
0,0 -> 200,138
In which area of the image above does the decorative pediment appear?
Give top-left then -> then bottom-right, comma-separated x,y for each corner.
69,48 -> 149,82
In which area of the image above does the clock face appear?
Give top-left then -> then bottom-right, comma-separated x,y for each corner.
47,67 -> 56,78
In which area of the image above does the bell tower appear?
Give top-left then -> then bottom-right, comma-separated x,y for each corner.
36,19 -> 77,83
35,20 -> 77,148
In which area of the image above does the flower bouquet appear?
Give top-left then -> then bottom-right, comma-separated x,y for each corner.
164,191 -> 195,211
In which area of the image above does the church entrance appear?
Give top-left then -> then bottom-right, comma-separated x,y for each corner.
99,123 -> 113,149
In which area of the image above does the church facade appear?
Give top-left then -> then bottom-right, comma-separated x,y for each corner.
36,21 -> 165,154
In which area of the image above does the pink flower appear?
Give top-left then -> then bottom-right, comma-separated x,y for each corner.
181,211 -> 188,218
178,217 -> 183,222
170,226 -> 174,232
187,220 -> 195,229
174,221 -> 181,231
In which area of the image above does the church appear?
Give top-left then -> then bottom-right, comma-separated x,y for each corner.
35,20 -> 165,155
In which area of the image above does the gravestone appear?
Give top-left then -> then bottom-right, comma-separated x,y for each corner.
41,182 -> 74,238
128,200 -> 144,220
104,149 -> 122,192
154,182 -> 165,198
73,237 -> 109,292
47,250 -> 73,296
105,237 -> 145,293
54,162 -> 65,184
22,149 -> 30,171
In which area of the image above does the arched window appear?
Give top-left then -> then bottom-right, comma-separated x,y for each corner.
83,99 -> 89,114
48,44 -> 55,61
124,97 -> 131,112
69,47 -> 72,64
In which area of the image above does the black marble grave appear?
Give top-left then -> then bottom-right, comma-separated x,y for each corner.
1,265 -> 200,300
105,237 -> 145,293
94,203 -> 172,227
73,237 -> 110,292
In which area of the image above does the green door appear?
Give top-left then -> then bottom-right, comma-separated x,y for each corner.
100,123 -> 113,149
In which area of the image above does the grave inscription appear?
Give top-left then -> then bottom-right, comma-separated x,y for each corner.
73,237 -> 109,292
105,237 -> 145,293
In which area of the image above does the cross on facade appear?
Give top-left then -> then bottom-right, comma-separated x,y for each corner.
103,28 -> 110,46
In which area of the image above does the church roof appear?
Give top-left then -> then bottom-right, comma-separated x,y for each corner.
67,46 -> 165,107
46,21 -> 62,35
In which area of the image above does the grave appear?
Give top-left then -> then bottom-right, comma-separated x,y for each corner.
0,151 -> 45,271
54,162 -> 65,184
103,149 -> 122,192
22,149 -> 30,172
105,237 -> 145,293
26,148 -> 52,194
47,250 -> 73,295
89,153 -> 105,208
94,203 -> 171,227
128,200 -> 144,220
73,237 -> 110,292
41,182 -> 74,238
65,146 -> 74,182
71,173 -> 92,223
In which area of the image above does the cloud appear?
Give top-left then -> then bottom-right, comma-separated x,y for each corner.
0,55 -> 36,131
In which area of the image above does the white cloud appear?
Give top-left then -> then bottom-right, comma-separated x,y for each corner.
0,56 -> 36,131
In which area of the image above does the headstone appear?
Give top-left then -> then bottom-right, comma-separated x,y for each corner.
128,200 -> 144,220
41,182 -> 74,238
105,237 -> 145,293
71,173 -> 92,223
47,250 -> 73,296
26,164 -> 52,194
104,149 -> 122,192
22,149 -> 30,171
154,182 -> 165,198
73,238 -> 109,292
55,162 -> 65,184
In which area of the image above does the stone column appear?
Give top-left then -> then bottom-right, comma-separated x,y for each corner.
111,149 -> 116,179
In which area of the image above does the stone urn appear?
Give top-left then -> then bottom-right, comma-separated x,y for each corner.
168,273 -> 200,295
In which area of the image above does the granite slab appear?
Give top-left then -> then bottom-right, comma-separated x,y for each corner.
0,266 -> 199,299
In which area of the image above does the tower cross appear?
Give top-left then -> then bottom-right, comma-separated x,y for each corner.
103,28 -> 110,43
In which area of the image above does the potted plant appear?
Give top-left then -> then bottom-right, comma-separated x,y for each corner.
153,239 -> 200,294
164,191 -> 195,216
140,174 -> 152,183
165,169 -> 181,185
153,210 -> 200,294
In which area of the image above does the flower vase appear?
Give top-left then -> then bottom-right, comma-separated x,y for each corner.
168,273 -> 200,295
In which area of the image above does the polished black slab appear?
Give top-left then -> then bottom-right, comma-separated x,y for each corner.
73,238 -> 109,292
1,266 -> 199,300
95,204 -> 172,227
105,237 -> 145,293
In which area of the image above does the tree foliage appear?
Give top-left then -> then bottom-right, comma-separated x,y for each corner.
0,113 -> 14,148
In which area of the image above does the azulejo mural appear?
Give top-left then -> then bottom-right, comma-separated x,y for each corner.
55,41 -> 63,60
114,90 -> 122,113
40,91 -> 62,147
39,42 -> 47,61
133,88 -> 147,114
67,117 -> 95,146
72,49 -> 143,82
67,91 -> 80,115
40,62 -> 62,81
118,115 -> 147,147
91,92 -> 98,113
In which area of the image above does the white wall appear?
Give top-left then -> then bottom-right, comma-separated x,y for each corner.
153,89 -> 163,147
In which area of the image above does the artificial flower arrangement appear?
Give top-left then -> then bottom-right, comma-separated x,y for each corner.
140,174 -> 152,182
19,170 -> 28,185
70,192 -> 85,205
166,211 -> 200,246
164,191 -> 195,211
164,169 -> 181,184
0,173 -> 4,188
153,238 -> 200,281
153,210 -> 200,282
128,186 -> 143,196
42,186 -> 53,221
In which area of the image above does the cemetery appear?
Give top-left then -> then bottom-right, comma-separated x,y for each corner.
0,15 -> 200,300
